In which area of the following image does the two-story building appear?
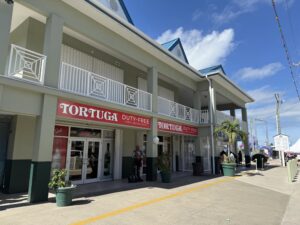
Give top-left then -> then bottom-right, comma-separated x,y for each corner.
0,0 -> 253,203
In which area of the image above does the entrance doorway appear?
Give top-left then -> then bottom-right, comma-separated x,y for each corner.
0,116 -> 11,189
67,137 -> 115,184
102,140 -> 114,179
201,137 -> 211,173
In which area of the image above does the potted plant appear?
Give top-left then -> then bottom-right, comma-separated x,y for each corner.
215,119 -> 247,176
48,169 -> 76,207
158,150 -> 171,183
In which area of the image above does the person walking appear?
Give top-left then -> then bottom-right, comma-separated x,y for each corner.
133,145 -> 144,181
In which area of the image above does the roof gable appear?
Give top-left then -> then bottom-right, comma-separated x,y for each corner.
86,0 -> 134,25
161,38 -> 189,64
199,65 -> 226,75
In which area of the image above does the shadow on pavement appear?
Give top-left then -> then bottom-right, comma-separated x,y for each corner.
0,193 -> 49,211
73,173 -> 219,199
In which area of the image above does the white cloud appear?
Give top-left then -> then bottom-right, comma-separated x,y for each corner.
246,85 -> 300,144
156,27 -> 235,69
213,0 -> 294,25
235,62 -> 284,81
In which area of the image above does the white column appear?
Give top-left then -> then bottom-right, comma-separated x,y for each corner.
114,129 -> 123,180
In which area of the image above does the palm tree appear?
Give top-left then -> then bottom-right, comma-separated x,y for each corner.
214,119 -> 247,161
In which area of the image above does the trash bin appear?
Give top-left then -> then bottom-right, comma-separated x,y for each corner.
192,162 -> 202,176
245,155 -> 251,167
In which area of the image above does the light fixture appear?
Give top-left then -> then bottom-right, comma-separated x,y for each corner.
153,136 -> 159,145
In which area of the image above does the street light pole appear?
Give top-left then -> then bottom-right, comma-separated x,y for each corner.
254,118 -> 269,146
275,93 -> 285,166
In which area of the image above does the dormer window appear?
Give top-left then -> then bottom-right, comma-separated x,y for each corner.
86,0 -> 134,25
177,48 -> 182,58
109,0 -> 118,11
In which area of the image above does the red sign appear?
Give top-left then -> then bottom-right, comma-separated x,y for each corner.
54,125 -> 69,137
158,120 -> 198,136
57,99 -> 151,129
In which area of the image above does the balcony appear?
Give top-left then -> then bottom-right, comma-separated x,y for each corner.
200,109 -> 209,124
216,110 -> 248,132
158,96 -> 200,124
59,62 -> 152,112
7,44 -> 47,85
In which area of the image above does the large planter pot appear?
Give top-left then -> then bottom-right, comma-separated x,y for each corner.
160,171 -> 171,183
55,185 -> 76,207
222,163 -> 236,176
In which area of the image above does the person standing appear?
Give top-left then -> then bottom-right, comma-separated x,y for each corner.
133,145 -> 144,181
238,151 -> 243,166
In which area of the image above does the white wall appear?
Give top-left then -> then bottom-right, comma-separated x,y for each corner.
138,77 -> 174,101
61,44 -> 124,83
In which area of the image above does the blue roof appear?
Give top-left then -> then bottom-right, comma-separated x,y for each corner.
119,0 -> 134,25
199,65 -> 226,75
161,38 -> 189,64
86,0 -> 134,25
162,38 -> 179,50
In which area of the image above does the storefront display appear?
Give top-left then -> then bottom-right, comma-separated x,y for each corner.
51,126 -> 68,169
51,124 -> 115,184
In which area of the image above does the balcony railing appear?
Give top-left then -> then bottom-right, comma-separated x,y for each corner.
216,110 -> 248,132
7,44 -> 47,85
215,110 -> 234,125
59,62 -> 152,111
158,96 -> 199,124
200,109 -> 209,124
240,120 -> 248,132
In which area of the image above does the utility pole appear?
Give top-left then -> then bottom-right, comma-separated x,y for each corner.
275,93 -> 285,166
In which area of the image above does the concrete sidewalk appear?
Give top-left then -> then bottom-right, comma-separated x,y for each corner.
0,162 -> 299,225
235,160 -> 300,225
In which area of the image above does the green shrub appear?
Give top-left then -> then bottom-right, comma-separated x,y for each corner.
48,169 -> 67,190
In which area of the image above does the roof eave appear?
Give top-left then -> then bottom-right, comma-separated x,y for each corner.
207,73 -> 255,103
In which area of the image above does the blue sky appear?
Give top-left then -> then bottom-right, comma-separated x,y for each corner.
123,0 -> 300,145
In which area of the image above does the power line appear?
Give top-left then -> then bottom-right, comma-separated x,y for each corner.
284,0 -> 300,86
271,0 -> 300,101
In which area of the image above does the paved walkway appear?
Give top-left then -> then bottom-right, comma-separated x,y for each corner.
0,161 -> 299,225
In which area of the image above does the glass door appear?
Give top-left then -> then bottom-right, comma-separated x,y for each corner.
67,138 -> 85,184
183,141 -> 195,171
84,139 -> 101,183
201,137 -> 211,173
102,140 -> 114,179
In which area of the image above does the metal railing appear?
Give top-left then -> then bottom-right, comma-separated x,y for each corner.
200,109 -> 209,124
60,62 -> 152,111
7,44 -> 47,84
215,110 -> 249,132
240,120 -> 248,132
157,96 -> 199,124
215,110 -> 234,125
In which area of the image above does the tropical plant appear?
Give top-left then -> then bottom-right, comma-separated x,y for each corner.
48,169 -> 67,190
158,150 -> 171,172
215,119 -> 247,163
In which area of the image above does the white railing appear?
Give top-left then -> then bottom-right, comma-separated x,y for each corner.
200,109 -> 209,124
157,96 -> 199,124
240,120 -> 248,132
215,110 -> 234,125
215,110 -> 248,132
60,62 -> 152,111
7,44 -> 47,84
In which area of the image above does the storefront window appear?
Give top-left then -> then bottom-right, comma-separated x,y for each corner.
103,130 -> 114,138
52,125 -> 69,170
70,127 -> 101,138
184,137 -> 196,171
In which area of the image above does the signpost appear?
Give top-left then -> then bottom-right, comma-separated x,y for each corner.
274,134 -> 289,166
